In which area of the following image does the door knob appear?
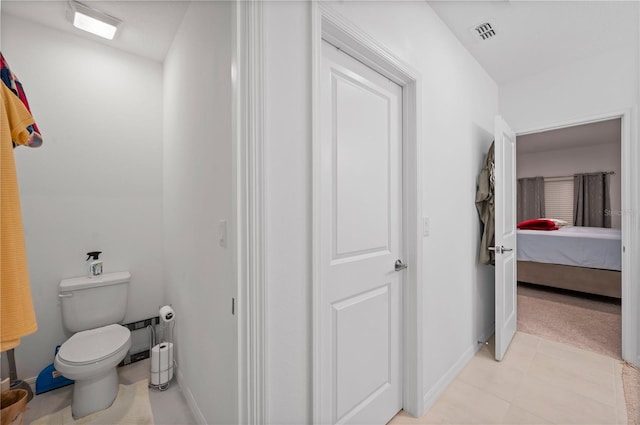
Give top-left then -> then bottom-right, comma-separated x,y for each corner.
395,259 -> 407,271
488,246 -> 512,254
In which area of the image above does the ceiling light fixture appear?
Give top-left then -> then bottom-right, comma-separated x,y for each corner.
67,0 -> 121,40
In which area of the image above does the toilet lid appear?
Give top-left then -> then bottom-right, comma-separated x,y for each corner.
58,324 -> 130,365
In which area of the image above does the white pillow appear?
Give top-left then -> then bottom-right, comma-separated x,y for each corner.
540,218 -> 570,227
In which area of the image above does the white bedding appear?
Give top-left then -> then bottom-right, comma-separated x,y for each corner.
517,226 -> 621,271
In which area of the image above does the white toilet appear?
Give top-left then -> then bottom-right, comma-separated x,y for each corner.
54,271 -> 132,418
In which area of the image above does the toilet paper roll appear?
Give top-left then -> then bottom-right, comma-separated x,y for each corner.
150,343 -> 174,385
159,305 -> 175,323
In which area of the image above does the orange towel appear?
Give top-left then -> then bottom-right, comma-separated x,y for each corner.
1,82 -> 38,351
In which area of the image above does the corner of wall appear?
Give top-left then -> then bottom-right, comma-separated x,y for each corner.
176,368 -> 207,425
422,339 -> 487,414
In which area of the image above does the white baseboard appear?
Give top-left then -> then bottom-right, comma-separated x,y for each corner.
2,376 -> 37,393
422,329 -> 493,413
176,367 -> 207,425
3,376 -> 37,395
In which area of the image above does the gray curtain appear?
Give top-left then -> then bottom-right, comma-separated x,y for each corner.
517,177 -> 545,222
573,173 -> 611,228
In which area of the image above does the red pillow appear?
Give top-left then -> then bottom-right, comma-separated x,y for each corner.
517,219 -> 558,230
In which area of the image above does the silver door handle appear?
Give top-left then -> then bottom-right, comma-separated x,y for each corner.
58,293 -> 73,298
488,246 -> 513,254
395,259 -> 407,271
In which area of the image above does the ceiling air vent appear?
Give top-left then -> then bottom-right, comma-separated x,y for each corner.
471,20 -> 497,41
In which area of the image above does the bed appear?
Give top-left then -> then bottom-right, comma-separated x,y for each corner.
517,226 -> 622,298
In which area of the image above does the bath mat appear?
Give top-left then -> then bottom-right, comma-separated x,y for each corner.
30,379 -> 154,425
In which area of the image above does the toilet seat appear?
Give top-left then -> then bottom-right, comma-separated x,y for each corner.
58,324 -> 130,365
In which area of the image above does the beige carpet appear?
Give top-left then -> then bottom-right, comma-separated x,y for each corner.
30,379 -> 154,425
517,283 -> 621,358
517,283 -> 639,425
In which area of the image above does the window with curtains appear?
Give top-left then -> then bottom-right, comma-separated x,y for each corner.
518,173 -> 611,226
517,177 -> 545,222
544,177 -> 574,223
573,172 -> 612,228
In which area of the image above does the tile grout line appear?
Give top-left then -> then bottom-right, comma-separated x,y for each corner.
613,361 -> 628,425
519,334 -> 619,424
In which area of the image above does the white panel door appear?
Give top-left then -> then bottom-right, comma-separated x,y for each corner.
318,40 -> 403,424
494,115 -> 517,361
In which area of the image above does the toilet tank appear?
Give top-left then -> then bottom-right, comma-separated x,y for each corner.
59,271 -> 131,333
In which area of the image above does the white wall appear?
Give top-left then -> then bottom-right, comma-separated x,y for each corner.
1,14 -> 163,379
263,2 -> 498,422
500,45 -> 638,132
517,143 -> 622,228
163,2 -> 237,424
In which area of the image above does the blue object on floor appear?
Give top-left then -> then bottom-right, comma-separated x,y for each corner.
35,346 -> 74,395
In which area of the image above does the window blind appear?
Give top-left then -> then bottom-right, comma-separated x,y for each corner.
544,177 -> 574,223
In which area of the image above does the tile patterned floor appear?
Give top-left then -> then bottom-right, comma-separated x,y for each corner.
24,332 -> 627,424
23,358 -> 195,425
390,332 -> 627,425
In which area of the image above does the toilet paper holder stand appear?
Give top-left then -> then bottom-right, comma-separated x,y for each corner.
147,319 -> 175,391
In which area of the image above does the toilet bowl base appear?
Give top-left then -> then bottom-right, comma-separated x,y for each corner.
71,368 -> 119,419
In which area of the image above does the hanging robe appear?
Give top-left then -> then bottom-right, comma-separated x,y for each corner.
1,82 -> 38,351
475,141 -> 495,266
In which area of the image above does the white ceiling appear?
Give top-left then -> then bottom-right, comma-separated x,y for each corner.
517,118 -> 621,154
1,0 -> 189,62
0,1 -> 634,154
427,0 -> 639,85
427,1 -> 635,153
3,1 -> 637,73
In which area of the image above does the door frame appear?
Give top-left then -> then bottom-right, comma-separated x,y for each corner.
234,1 -> 267,423
311,4 -> 424,421
515,108 -> 639,366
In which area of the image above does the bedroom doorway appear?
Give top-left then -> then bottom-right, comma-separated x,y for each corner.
514,115 -> 626,360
